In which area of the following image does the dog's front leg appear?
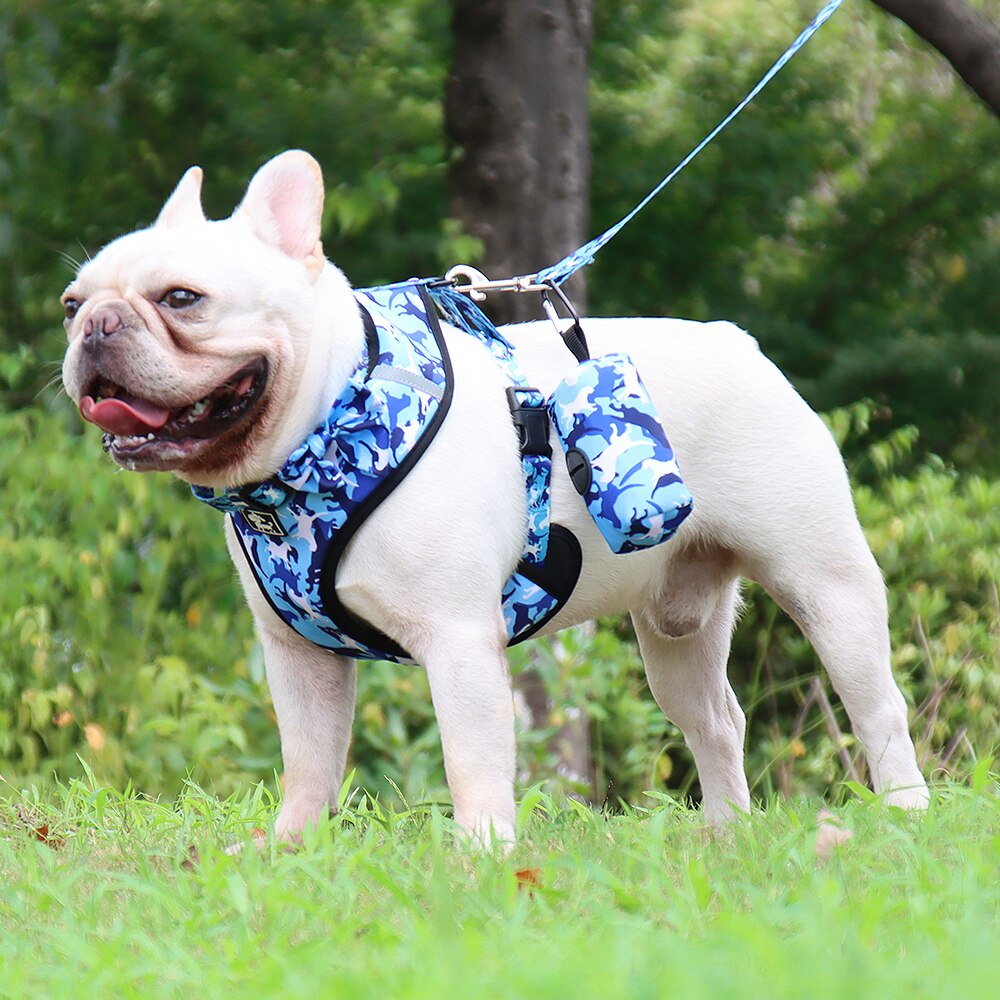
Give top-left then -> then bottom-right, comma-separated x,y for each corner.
259,625 -> 357,841
419,625 -> 517,848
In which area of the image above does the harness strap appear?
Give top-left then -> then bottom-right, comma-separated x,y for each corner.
358,302 -> 380,379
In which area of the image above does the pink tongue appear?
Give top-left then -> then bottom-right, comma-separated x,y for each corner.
80,395 -> 173,436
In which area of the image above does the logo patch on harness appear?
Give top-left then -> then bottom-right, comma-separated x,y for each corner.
242,507 -> 286,537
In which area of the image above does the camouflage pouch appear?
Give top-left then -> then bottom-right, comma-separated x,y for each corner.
547,353 -> 693,554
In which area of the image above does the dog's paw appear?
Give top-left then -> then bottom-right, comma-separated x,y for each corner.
883,784 -> 930,810
456,819 -> 516,857
219,828 -> 301,858
222,827 -> 270,857
814,809 -> 853,862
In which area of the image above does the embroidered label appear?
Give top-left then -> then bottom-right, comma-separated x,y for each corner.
242,507 -> 286,537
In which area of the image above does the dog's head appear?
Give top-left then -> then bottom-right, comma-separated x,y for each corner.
61,150 -> 364,487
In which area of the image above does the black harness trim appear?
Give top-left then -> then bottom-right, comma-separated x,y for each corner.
508,525 -> 583,645
318,285 -> 451,659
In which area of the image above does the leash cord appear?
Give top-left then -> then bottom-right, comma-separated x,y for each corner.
533,0 -> 845,287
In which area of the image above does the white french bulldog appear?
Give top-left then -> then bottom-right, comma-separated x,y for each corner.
61,150 -> 928,844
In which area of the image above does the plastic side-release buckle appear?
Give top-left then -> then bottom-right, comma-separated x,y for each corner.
506,386 -> 552,458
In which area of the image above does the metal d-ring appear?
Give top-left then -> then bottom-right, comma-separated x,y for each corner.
444,264 -> 492,301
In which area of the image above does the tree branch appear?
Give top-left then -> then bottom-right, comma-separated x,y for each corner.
870,0 -> 1000,117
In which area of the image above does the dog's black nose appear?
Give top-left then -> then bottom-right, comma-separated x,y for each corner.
83,307 -> 124,341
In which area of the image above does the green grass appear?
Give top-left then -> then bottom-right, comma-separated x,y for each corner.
1,776 -> 998,999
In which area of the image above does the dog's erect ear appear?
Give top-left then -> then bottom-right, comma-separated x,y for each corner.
155,167 -> 206,229
234,150 -> 325,275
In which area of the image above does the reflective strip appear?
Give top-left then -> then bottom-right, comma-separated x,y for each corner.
369,363 -> 445,401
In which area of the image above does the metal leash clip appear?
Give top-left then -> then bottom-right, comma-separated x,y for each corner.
443,264 -> 549,301
440,264 -> 589,361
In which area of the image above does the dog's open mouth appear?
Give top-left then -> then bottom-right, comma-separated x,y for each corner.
79,358 -> 268,458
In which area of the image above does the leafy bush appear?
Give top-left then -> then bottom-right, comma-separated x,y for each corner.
0,405 -> 273,796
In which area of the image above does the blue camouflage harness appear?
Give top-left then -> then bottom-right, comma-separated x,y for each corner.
192,281 -> 581,662
193,279 -> 693,663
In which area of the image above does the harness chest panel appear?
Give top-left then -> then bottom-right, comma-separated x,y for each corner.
193,282 -> 579,663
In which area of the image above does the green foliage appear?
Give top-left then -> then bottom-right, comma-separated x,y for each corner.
509,622 -> 686,803
0,406 -> 273,795
1,0 -> 455,402
1,780 -> 999,998
588,0 -> 1000,467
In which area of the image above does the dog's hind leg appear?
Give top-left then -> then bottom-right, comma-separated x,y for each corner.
633,570 -> 751,823
676,366 -> 927,807
746,537 -> 928,808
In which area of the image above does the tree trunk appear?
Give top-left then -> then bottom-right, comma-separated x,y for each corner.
870,0 -> 1000,118
445,0 -> 592,323
445,0 -> 595,797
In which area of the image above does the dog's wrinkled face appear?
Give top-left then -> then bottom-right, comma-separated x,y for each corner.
61,151 -> 360,487
62,221 -> 277,477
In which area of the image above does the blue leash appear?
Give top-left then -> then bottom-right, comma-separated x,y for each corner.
535,0 -> 845,287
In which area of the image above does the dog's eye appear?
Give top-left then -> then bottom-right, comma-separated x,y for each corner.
160,288 -> 202,309
63,298 -> 80,320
